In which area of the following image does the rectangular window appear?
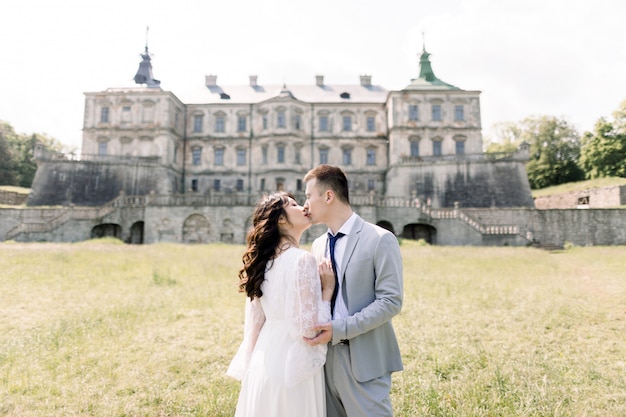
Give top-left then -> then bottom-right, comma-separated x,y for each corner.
319,148 -> 328,164
277,111 -> 286,128
213,179 -> 221,192
262,115 -> 268,130
409,105 -> 418,121
214,148 -> 224,165
368,179 -> 375,191
294,148 -> 301,164
296,179 -> 302,191
262,146 -> 268,164
366,116 -> 375,132
237,116 -> 246,132
121,106 -> 132,123
410,141 -> 419,157
98,142 -> 107,155
193,115 -> 203,132
342,116 -> 352,132
215,116 -> 225,133
192,148 -> 202,165
237,149 -> 246,166
342,148 -> 352,165
294,115 -> 301,130
100,107 -> 109,123
433,141 -> 442,156
454,105 -> 464,121
432,105 -> 442,121
366,149 -> 376,165
456,141 -> 465,155
191,179 -> 198,192
319,116 -> 329,132
277,145 -> 285,163
260,178 -> 265,191
236,179 -> 244,192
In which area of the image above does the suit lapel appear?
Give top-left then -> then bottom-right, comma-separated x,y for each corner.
339,215 -> 363,306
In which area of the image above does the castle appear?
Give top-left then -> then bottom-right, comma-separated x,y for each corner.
3,45 -> 625,247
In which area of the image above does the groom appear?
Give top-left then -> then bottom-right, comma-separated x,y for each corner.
303,164 -> 404,417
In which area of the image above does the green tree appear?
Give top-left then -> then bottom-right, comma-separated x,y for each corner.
0,120 -> 65,187
521,116 -> 584,189
579,100 -> 626,179
486,116 -> 584,189
484,122 -> 521,153
0,122 -> 17,185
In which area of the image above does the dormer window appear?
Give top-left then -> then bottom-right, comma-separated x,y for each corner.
340,92 -> 350,99
220,92 -> 230,100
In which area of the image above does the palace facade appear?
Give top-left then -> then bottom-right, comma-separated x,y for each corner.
14,45 -> 563,246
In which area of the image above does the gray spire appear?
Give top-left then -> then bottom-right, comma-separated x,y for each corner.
133,28 -> 160,88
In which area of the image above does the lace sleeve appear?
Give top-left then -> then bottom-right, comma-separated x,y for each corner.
226,296 -> 265,380
284,252 -> 331,387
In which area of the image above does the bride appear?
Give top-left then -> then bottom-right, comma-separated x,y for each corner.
227,192 -> 334,417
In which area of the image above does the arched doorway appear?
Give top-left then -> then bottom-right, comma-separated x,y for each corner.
376,220 -> 395,235
91,223 -> 122,240
129,221 -> 144,244
402,223 -> 436,244
220,219 -> 234,243
182,214 -> 210,243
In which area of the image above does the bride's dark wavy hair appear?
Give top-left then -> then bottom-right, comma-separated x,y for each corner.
239,192 -> 295,300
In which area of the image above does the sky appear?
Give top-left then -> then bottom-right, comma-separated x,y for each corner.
1,0 -> 625,151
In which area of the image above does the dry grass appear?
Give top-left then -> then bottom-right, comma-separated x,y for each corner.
1,240 -> 625,416
0,186 -> 31,194
531,176 -> 626,198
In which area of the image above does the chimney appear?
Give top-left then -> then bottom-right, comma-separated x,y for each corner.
316,75 -> 324,86
205,75 -> 217,87
249,75 -> 258,87
360,75 -> 372,87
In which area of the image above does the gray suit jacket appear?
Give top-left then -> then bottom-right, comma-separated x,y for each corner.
312,214 -> 404,382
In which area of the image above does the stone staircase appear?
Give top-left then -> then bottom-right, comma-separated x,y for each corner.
5,199 -> 122,240
420,206 -> 533,243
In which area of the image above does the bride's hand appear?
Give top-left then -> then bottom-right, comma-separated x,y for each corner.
319,258 -> 335,302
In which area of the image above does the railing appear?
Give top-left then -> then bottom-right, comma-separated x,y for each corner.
36,151 -> 161,164
5,192 -> 526,241
146,194 -> 258,207
399,151 -> 522,164
80,154 -> 161,164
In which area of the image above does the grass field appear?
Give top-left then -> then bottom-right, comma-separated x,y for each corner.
1,240 -> 625,416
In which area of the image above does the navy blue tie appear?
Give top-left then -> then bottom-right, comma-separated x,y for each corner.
328,232 -> 345,316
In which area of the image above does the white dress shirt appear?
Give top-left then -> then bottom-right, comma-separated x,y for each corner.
326,212 -> 357,319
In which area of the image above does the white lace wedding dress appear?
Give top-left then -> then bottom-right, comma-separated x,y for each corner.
227,248 -> 331,417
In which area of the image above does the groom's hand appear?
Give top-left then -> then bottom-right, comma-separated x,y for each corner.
304,322 -> 332,346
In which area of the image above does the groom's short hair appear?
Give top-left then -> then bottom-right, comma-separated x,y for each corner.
304,164 -> 350,205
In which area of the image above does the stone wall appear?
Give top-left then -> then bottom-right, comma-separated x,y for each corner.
3,202 -> 626,248
534,185 -> 626,209
28,159 -> 182,206
0,190 -> 28,205
385,158 -> 534,208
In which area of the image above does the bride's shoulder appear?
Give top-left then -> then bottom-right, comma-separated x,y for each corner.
294,249 -> 317,266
